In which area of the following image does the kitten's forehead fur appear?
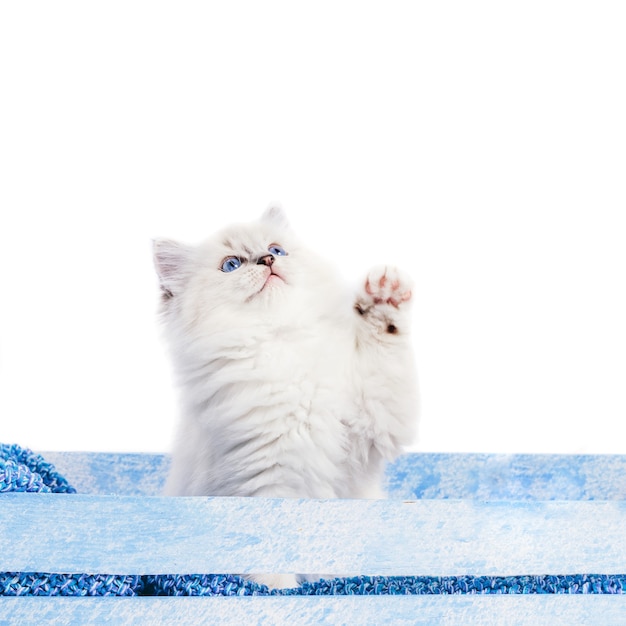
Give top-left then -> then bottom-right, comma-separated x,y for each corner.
209,210 -> 293,266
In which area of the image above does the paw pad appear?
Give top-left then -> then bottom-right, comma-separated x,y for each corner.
364,266 -> 412,308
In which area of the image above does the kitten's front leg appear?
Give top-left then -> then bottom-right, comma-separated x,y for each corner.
355,265 -> 413,337
348,265 -> 418,497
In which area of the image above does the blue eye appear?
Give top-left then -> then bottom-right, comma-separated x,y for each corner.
268,244 -> 287,256
221,256 -> 242,272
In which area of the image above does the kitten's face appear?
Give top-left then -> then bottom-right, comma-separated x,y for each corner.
202,219 -> 294,305
154,206 -> 336,334
154,205 -> 349,352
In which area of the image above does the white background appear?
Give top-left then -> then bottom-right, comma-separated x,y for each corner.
1,1 -> 624,455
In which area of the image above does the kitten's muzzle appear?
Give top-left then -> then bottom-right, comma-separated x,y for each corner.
257,254 -> 275,267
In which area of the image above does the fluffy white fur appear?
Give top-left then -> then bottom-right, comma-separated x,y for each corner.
153,206 -> 419,589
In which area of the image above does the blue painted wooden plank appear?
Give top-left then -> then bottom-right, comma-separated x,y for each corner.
41,451 -> 169,496
386,453 -> 626,501
1,596 -> 626,626
42,452 -> 626,500
2,494 -> 626,575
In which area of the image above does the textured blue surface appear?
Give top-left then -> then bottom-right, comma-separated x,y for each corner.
0,573 -> 142,597
0,444 -> 75,494
2,443 -> 626,598
385,453 -> 626,500
143,574 -> 626,596
3,572 -> 626,598
1,445 -> 134,597
42,450 -> 626,499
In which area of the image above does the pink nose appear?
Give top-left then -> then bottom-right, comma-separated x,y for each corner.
257,254 -> 275,267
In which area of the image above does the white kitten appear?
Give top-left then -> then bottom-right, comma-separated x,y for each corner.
153,205 -> 419,588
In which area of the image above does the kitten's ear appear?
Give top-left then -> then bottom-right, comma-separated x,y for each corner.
153,239 -> 193,298
261,203 -> 290,228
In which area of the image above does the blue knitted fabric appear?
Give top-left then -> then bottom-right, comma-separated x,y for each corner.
143,573 -> 626,596
0,573 -> 143,597
0,443 -> 75,493
2,443 -> 625,597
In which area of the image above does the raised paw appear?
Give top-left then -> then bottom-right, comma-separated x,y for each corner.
364,266 -> 412,308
